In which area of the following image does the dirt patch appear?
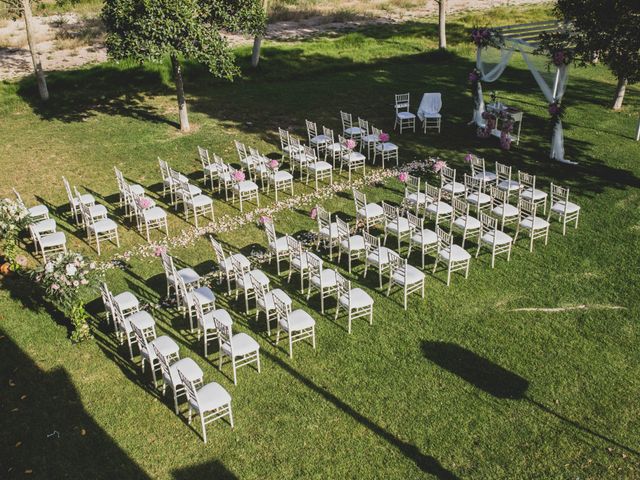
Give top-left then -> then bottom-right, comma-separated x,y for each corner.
0,0 -> 548,81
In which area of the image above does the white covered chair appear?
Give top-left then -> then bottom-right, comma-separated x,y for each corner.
402,174 -> 428,215
100,281 -> 139,331
440,165 -> 466,199
394,93 -> 416,134
315,205 -> 339,258
231,255 -> 270,314
264,219 -> 289,275
169,165 -> 202,209
160,250 -> 200,300
464,174 -> 491,213
154,343 -> 203,414
130,320 -> 179,388
336,217 -> 365,273
425,184 -> 453,225
232,172 -> 259,213
354,189 -> 384,232
382,201 -> 412,250
305,153 -> 333,190
279,127 -> 304,162
251,272 -> 292,336
265,164 -> 294,201
514,198 -> 550,252
178,178 -> 214,227
289,139 -> 310,178
306,252 -> 338,314
111,297 -> 156,360
519,171 -> 548,214
340,111 -> 364,142
31,228 -> 66,262
372,126 -> 399,168
547,183 -> 580,236
178,369 -> 233,444
213,311 -> 261,385
406,211 -> 438,269
475,212 -> 513,268
432,226 -> 471,286
495,162 -> 521,196
489,185 -> 519,231
468,155 -> 496,185
417,92 -> 442,133
334,271 -> 373,334
363,231 -> 392,289
13,188 -> 49,223
198,146 -> 223,187
78,202 -> 119,256
175,274 -> 216,332
287,235 -> 310,291
386,250 -> 425,310
306,119 -> 330,157
192,294 -> 221,357
338,135 -> 366,182
27,218 -> 56,252
130,190 -> 168,242
61,177 -> 93,224
450,197 -> 481,249
322,126 -> 342,167
210,237 -> 250,295
274,290 -> 316,358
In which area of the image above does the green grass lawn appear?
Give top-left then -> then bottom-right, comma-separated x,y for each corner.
1,4 -> 640,479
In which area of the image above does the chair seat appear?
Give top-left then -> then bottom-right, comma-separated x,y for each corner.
310,269 -> 338,288
187,287 -> 215,306
166,173 -> 189,185
491,204 -> 518,218
439,245 -> 471,262
272,171 -> 293,182
358,203 -> 384,219
422,112 -> 441,119
466,192 -> 491,206
130,184 -> 145,196
204,163 -> 225,173
31,218 -> 56,234
386,217 -> 411,235
238,269 -> 270,290
498,180 -> 521,192
234,181 -> 258,193
192,382 -> 231,413
39,231 -> 66,248
202,309 -> 232,330
145,335 -> 179,362
341,235 -> 365,251
551,200 -> 580,215
319,223 -> 339,239
241,155 -> 259,167
453,215 -> 481,231
392,265 -> 425,285
259,289 -> 292,310
280,309 -> 315,332
362,134 -> 379,143
326,143 -> 342,152
405,192 -> 428,206
521,188 -> 547,201
308,161 -> 332,172
396,111 -> 416,120
88,204 -> 108,218
222,254 -> 250,274
343,151 -> 366,163
72,194 -> 95,207
442,182 -> 465,195
426,201 -> 452,215
375,142 -> 398,152
181,184 -> 202,196
113,291 -> 139,312
473,171 -> 497,182
291,255 -> 308,270
520,215 -> 550,230
123,310 -> 155,334
89,218 -> 118,233
310,134 -> 330,145
367,246 -> 393,266
411,229 -> 438,245
27,205 -> 49,220
169,357 -> 203,386
222,333 -> 260,357
339,288 -> 373,309
142,206 -> 166,221
175,267 -> 201,285
344,127 -> 364,136
269,236 -> 289,254
481,230 -> 512,246
283,144 -> 304,155
188,195 -> 213,208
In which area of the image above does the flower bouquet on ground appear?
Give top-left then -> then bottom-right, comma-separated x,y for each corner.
30,252 -> 102,342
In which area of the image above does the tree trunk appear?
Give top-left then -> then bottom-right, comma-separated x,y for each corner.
21,0 -> 49,101
437,0 -> 446,49
251,36 -> 263,68
612,76 -> 627,111
171,55 -> 190,132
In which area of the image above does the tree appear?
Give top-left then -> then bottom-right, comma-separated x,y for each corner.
435,0 -> 447,49
102,0 -> 266,132
251,0 -> 269,68
1,0 -> 49,100
553,0 -> 640,110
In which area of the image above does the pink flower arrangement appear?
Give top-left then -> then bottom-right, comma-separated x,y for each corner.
552,51 -> 566,67
137,197 -> 153,209
154,245 -> 167,257
397,172 -> 409,183
268,159 -> 279,170
379,132 -> 390,143
258,215 -> 271,225
548,102 -> 561,116
468,69 -> 480,83
432,160 -> 447,173
345,139 -> 357,150
232,170 -> 246,182
464,153 -> 476,163
310,207 -> 318,220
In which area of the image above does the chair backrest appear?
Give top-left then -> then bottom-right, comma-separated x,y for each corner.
479,211 -> 497,233
73,186 -> 86,207
99,282 -> 113,315
62,176 -> 75,204
174,272 -> 190,306
160,250 -> 176,280
340,111 -> 353,130
518,198 -> 537,217
303,145 -> 316,162
306,252 -> 323,286
177,368 -> 200,411
213,153 -> 225,167
316,205 -> 331,231
158,158 -> 170,182
358,118 -> 369,134
250,272 -> 268,305
12,188 -> 25,206
518,171 -> 535,190
425,183 -> 441,202
464,173 -> 483,194
440,165 -> 456,185
405,174 -> 420,196
335,270 -> 350,301
353,189 -> 366,211
289,136 -> 301,153
273,290 -> 291,324
198,146 -> 210,168
337,135 -> 352,154
336,217 -> 350,241
371,125 -> 381,138
387,250 -> 405,280
286,235 -> 304,264
209,237 -> 227,267
230,254 -> 248,283
234,140 -> 247,162
114,166 -> 124,188
495,162 -> 511,183
549,183 -> 570,212
212,310 -> 232,347
424,92 -> 442,114
78,201 -> 93,226
322,126 -> 335,143
489,185 -> 509,206
363,230 -> 380,253
152,342 -> 173,385
395,93 -> 410,112
192,294 -> 208,330
305,119 -> 318,140
451,197 -> 468,218
468,155 -> 485,176
131,320 -> 149,348
179,178 -> 196,203
406,211 -> 422,231
264,219 -> 277,245
382,201 -> 397,222
436,225 -> 453,249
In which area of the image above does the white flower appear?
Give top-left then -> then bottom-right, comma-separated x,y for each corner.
66,264 -> 77,276
45,262 -> 54,273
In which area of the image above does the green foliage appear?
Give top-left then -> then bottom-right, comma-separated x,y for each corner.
102,0 -> 266,79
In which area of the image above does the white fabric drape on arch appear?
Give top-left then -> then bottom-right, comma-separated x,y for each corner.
472,43 -> 572,163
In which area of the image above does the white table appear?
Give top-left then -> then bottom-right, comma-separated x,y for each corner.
486,102 -> 524,145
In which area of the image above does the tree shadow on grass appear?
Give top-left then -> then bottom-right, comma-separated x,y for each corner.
0,330 -> 151,479
172,460 -> 238,480
421,341 -> 640,457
